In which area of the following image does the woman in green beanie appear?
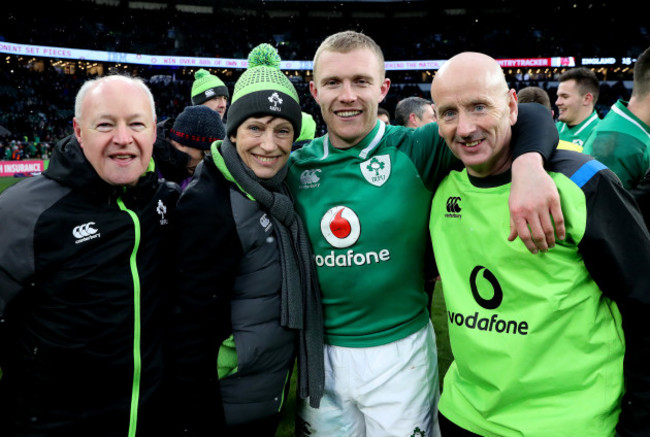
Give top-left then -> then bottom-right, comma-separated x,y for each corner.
170,43 -> 324,436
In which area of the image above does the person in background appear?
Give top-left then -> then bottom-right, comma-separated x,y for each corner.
0,74 -> 180,436
170,44 -> 324,437
377,106 -> 391,125
394,96 -> 436,128
152,105 -> 225,190
292,111 -> 317,151
584,46 -> 650,192
518,86 -> 584,152
430,50 -> 650,437
191,68 -> 230,119
555,67 -> 601,146
288,30 -> 563,437
518,86 -> 555,117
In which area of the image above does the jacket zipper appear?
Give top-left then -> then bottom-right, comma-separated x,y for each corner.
117,197 -> 142,437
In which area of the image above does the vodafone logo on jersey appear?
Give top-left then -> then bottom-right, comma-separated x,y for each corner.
320,206 -> 361,248
316,205 -> 391,267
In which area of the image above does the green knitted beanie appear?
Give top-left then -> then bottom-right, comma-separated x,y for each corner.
226,43 -> 302,140
296,111 -> 317,142
191,69 -> 229,105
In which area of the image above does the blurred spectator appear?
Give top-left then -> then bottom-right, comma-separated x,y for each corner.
394,96 -> 436,127
292,111 -> 317,151
191,69 -> 230,119
153,105 -> 225,190
518,86 -> 584,152
377,106 -> 391,125
586,46 -> 650,191
555,67 -> 601,147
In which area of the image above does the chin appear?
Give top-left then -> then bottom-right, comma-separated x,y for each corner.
253,167 -> 280,179
104,168 -> 145,186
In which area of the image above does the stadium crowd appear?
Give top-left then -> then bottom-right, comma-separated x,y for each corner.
1,0 -> 648,157
2,1 -> 650,435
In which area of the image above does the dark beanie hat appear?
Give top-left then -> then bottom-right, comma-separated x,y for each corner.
226,43 -> 302,140
191,69 -> 229,105
169,106 -> 226,150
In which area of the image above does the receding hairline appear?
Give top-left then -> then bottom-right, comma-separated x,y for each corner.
312,30 -> 385,79
74,75 -> 156,122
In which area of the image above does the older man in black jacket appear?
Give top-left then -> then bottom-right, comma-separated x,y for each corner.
0,74 -> 180,437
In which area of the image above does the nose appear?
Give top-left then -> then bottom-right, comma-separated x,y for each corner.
339,81 -> 357,103
259,130 -> 276,152
113,123 -> 133,145
456,111 -> 475,138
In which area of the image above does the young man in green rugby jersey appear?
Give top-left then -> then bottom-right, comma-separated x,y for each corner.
430,51 -> 650,437
287,30 -> 565,437
555,66 -> 601,146
584,46 -> 650,191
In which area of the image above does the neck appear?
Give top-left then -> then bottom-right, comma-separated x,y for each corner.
628,96 -> 650,127
328,122 -> 378,150
569,108 -> 594,127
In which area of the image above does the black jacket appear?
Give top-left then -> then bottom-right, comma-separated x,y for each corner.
0,135 -> 180,436
170,147 -> 296,434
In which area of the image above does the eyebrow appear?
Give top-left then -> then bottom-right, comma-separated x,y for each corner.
320,73 -> 373,83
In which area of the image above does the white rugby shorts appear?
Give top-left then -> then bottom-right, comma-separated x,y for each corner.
297,321 -> 441,437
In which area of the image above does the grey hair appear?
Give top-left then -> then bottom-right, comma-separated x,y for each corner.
74,74 -> 156,121
394,96 -> 432,126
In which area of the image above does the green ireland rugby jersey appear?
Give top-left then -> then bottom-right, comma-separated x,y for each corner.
287,121 -> 456,347
583,100 -> 650,190
556,109 -> 600,146
430,150 -> 635,437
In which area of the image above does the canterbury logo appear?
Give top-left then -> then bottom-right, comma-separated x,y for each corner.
73,221 -> 101,244
446,196 -> 462,213
73,222 -> 98,238
300,169 -> 321,185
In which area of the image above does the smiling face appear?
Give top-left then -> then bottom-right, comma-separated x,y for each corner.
310,48 -> 390,149
431,52 -> 518,177
230,115 -> 294,179
555,79 -> 588,125
74,78 -> 156,186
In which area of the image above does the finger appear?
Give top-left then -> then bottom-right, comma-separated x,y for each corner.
550,200 -> 566,241
512,217 -> 538,254
508,217 -> 517,242
539,211 -> 556,249
528,215 -> 549,253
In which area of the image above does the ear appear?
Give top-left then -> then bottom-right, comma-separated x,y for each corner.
73,118 -> 83,147
583,92 -> 594,106
229,134 -> 237,143
378,77 -> 391,103
508,89 -> 518,126
309,81 -> 320,104
408,112 -> 418,126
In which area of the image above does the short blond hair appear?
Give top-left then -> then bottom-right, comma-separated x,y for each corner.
313,30 -> 385,79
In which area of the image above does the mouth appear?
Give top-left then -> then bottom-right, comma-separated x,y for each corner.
110,153 -> 137,162
253,154 -> 280,165
462,139 -> 482,148
335,110 -> 362,118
